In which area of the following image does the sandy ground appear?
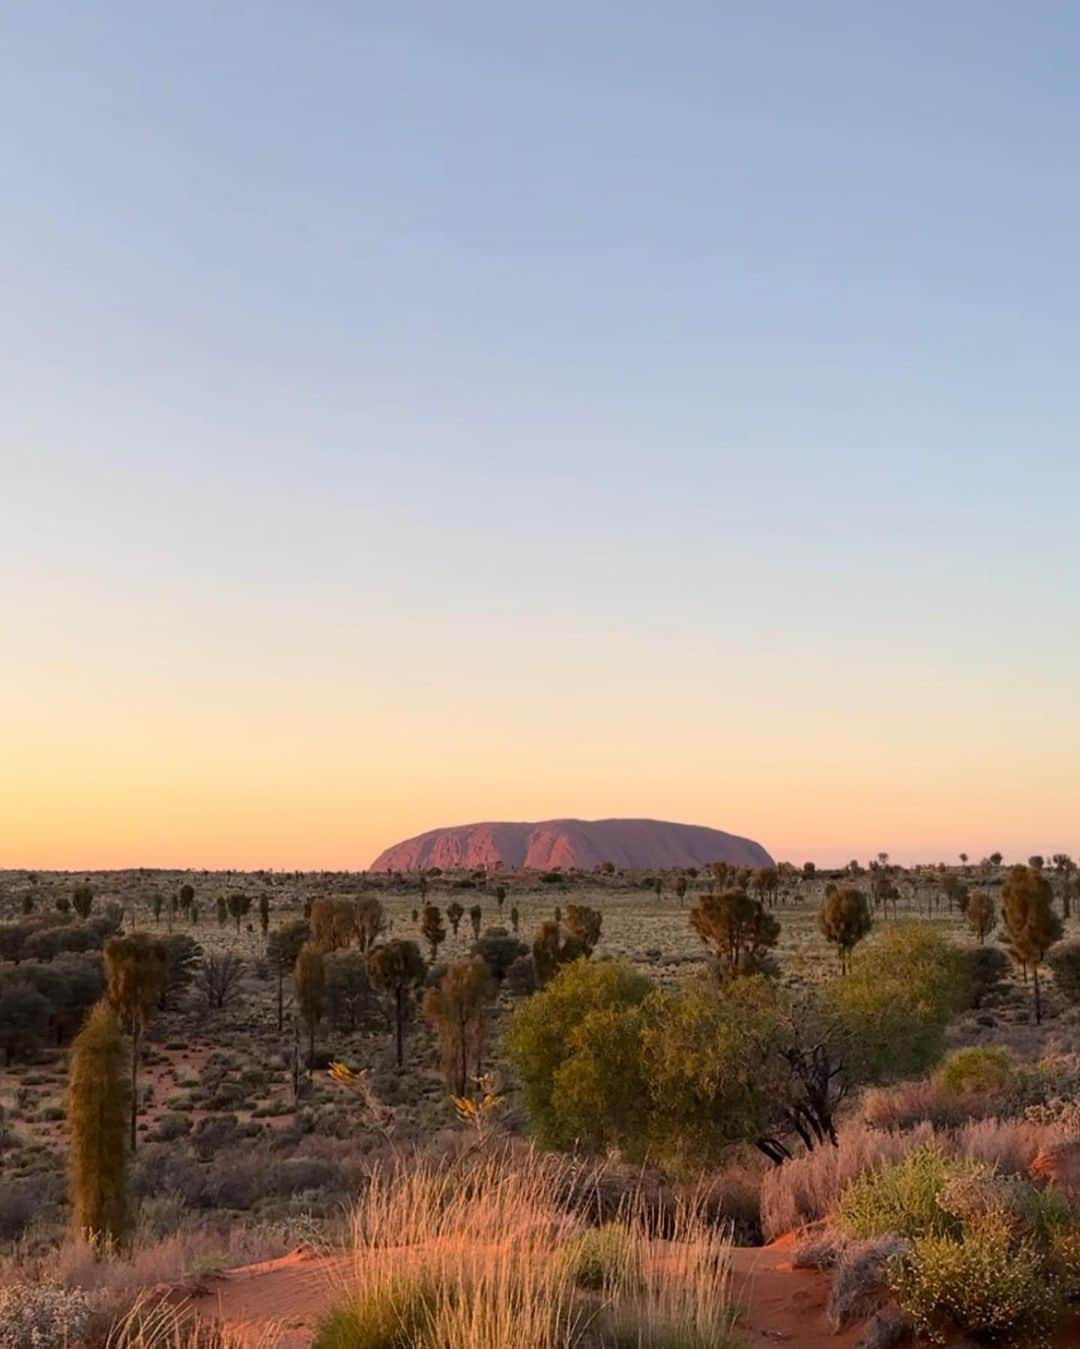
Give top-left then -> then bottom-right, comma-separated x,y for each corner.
188,1237 -> 1080,1349
190,1240 -> 869,1349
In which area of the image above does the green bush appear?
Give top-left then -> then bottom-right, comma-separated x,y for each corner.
823,926 -> 971,1084
836,1147 -> 963,1240
890,1220 -> 1060,1347
1047,940 -> 1080,1003
505,960 -> 653,1153
311,1278 -> 436,1349
559,1222 -> 641,1292
935,1046 -> 1014,1097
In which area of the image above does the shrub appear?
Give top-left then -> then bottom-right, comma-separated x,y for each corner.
936,1046 -> 1014,1097
836,1146 -> 962,1240
827,1235 -> 908,1329
505,959 -> 652,1152
890,1220 -> 1061,1347
1047,940 -> 1080,1003
313,1277 -> 436,1349
823,926 -> 971,1084
0,1282 -> 92,1349
961,944 -> 1009,1006
559,1222 -> 641,1291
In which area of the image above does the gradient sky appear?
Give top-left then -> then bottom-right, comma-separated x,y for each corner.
4,3 -> 1080,870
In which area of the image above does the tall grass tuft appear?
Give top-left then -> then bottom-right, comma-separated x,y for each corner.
316,1147 -> 737,1349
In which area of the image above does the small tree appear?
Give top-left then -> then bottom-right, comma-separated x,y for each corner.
563,904 -> 602,956
422,957 -> 496,1096
227,892 -> 251,936
258,893 -> 270,937
420,904 -> 447,964
215,896 -> 228,928
447,901 -> 465,937
510,904 -> 520,934
469,904 -> 483,941
325,950 -> 372,1031
150,893 -> 163,924
72,882 -> 94,920
201,950 -> 245,1010
356,896 -> 386,952
471,927 -> 528,983
293,944 -> 326,1075
1002,865 -> 1063,1024
104,933 -> 167,1151
267,919 -> 310,1031
966,890 -> 996,944
366,939 -> 426,1069
67,999 -> 130,1248
689,889 -> 780,979
178,883 -> 195,914
817,887 -> 872,973
495,884 -> 507,915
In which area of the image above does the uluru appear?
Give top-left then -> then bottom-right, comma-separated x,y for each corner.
370,817 -> 773,873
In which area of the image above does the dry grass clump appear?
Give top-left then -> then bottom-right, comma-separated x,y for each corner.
317,1148 -> 737,1349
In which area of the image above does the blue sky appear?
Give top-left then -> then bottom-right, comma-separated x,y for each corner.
3,3 -> 1079,867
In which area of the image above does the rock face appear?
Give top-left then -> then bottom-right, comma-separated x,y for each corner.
370,818 -> 772,873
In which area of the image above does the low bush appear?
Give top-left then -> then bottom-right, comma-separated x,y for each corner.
836,1146 -> 961,1240
0,1281 -> 92,1349
935,1046 -> 1014,1096
559,1222 -> 641,1291
890,1219 -> 1061,1347
1048,940 -> 1080,1003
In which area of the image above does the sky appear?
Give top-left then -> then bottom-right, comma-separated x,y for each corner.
3,2 -> 1080,870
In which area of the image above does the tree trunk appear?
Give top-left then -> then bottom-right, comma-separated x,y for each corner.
130,1020 -> 140,1152
1034,964 -> 1042,1025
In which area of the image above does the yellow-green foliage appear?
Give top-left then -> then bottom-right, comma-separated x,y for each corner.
559,1222 -> 642,1292
67,999 -> 130,1247
889,1219 -> 1061,1348
836,1146 -> 962,1240
822,925 -> 971,1083
935,1046 -> 1014,1097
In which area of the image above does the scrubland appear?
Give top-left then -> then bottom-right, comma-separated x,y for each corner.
0,858 -> 1078,1347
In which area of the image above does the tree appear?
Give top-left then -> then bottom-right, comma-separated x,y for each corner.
752,867 -> 780,908
178,883 -> 195,914
471,927 -> 528,983
563,905 -> 602,956
151,893 -> 163,924
356,897 -> 386,952
422,957 -> 496,1095
965,890 -> 996,944
510,905 -> 520,934
495,884 -> 508,915
160,933 -> 201,1008
325,950 -> 372,1031
1053,854 -> 1075,920
293,944 -> 326,1074
258,893 -> 270,937
267,919 -> 309,1031
216,896 -> 228,928
674,875 -> 688,904
817,887 -> 872,973
447,901 -> 465,937
420,904 -> 447,964
227,892 -> 251,936
1001,865 -> 1063,1024
689,889 -> 780,979
67,1000 -> 130,1248
104,933 -> 167,1151
506,959 -> 653,1154
200,950 -> 245,1010
469,904 -> 483,940
821,926 -> 972,1084
72,882 -> 94,920
366,939 -> 426,1069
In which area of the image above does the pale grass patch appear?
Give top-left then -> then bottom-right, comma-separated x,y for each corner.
323,1148 -> 738,1348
